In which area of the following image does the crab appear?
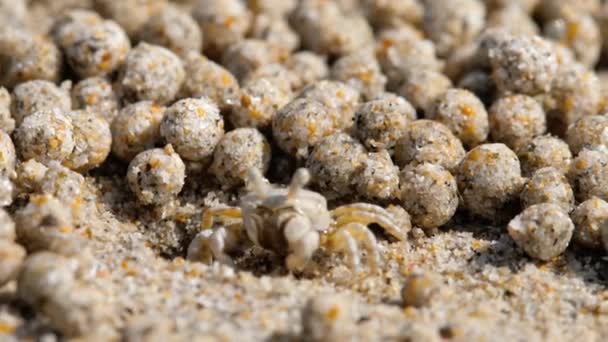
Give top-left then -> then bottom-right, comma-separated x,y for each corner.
188,168 -> 408,273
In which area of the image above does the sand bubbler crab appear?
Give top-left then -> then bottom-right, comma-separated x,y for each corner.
189,168 -> 408,273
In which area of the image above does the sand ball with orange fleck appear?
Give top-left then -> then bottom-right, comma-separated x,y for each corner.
568,149 -> 608,202
111,101 -> 166,162
489,94 -> 546,151
127,145 -> 186,205
428,88 -> 489,148
160,97 -> 224,163
71,77 -> 119,123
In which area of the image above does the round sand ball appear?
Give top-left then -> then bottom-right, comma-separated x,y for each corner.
458,143 -> 524,221
363,0 -> 423,29
138,4 -> 201,56
292,3 -> 373,57
486,3 -> 540,37
400,163 -> 458,229
15,194 -> 75,253
11,80 -> 71,125
39,162 -> 85,212
423,0 -> 486,57
243,64 -> 293,96
301,294 -> 356,342
484,0 -> 538,13
518,135 -> 572,176
160,98 -> 224,163
111,101 -> 165,162
14,159 -> 48,194
489,95 -> 546,151
508,203 -> 574,260
220,39 -> 288,82
566,115 -> 608,156
210,128 -> 271,188
398,69 -> 452,114
0,239 -> 25,286
41,283 -> 113,338
376,33 -> 443,90
17,251 -> 78,307
354,150 -> 400,201
571,198 -> 608,249
127,145 -> 186,205
192,0 -> 252,58
119,42 -> 185,105
0,130 -> 16,178
272,99 -> 335,159
180,52 -> 240,112
297,81 -> 361,131
0,175 -> 13,207
71,77 -> 119,122
330,49 -> 387,101
63,110 -> 111,172
94,0 -> 167,38
547,63 -> 600,136
230,77 -> 291,129
521,167 -> 574,212
0,87 -> 15,133
394,120 -> 465,172
544,12 -> 600,68
306,133 -> 366,198
0,29 -> 63,87
569,149 -> 608,202
489,35 -> 558,95
249,15 -> 299,52
354,94 -> 416,152
55,18 -> 130,78
0,208 -> 15,241
401,270 -> 441,308
284,52 -> 329,92
15,109 -> 75,165
428,88 -> 489,148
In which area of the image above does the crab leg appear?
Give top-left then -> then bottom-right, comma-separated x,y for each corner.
325,229 -> 361,273
201,207 -> 242,229
342,222 -> 380,273
187,226 -> 239,265
332,203 -> 406,241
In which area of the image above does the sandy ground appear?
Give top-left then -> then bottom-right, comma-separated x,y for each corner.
2,169 -> 608,342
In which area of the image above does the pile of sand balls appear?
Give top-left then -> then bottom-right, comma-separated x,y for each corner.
5,0 -> 608,337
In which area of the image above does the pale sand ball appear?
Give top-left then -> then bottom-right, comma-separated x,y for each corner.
111,101 -> 165,162
518,135 -> 572,176
210,128 -> 271,189
284,51 -> 329,92
457,143 -> 524,222
569,149 -> 608,202
566,115 -> 608,156
400,163 -> 458,229
330,49 -> 387,101
126,145 -> 186,205
15,109 -> 75,165
64,110 -> 112,172
160,97 -> 224,163
15,194 -> 76,254
0,130 -> 16,178
0,207 -> 15,240
398,69 -> 452,114
520,167 -> 574,213
489,34 -> 558,95
71,77 -> 119,122
394,120 -> 465,172
489,94 -> 546,151
272,99 -> 335,159
0,87 -> 15,133
428,88 -> 489,148
10,80 -> 71,125
118,42 -> 185,105
0,239 -> 26,287
572,197 -> 608,249
354,93 -> 416,152
297,80 -> 361,132
306,132 -> 366,199
508,203 -> 574,261
138,3 -> 202,56
354,150 -> 400,201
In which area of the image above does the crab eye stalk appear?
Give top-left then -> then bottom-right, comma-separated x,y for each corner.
288,168 -> 311,199
246,168 -> 268,197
